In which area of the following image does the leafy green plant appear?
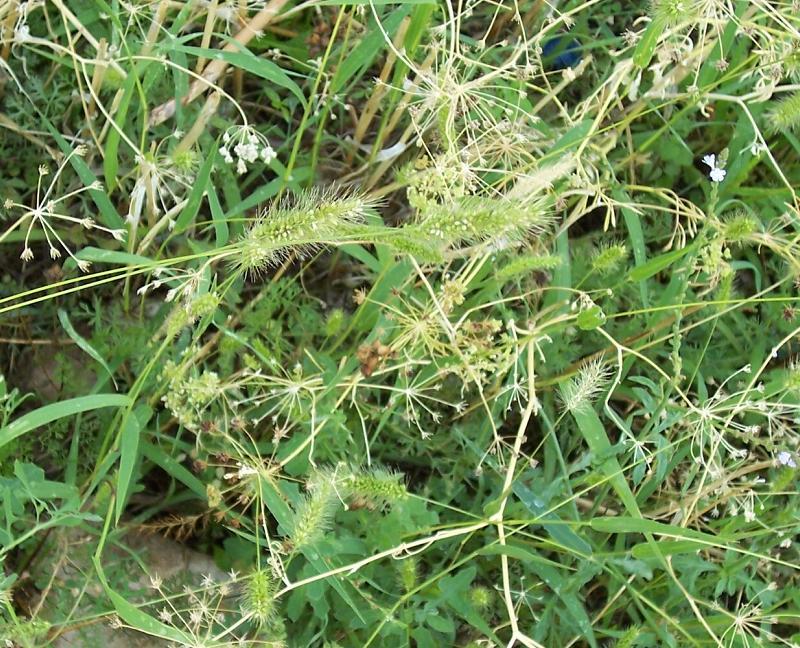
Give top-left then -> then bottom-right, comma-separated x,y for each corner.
1,0 -> 800,646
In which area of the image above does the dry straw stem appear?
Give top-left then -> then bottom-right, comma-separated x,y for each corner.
274,521 -> 489,599
491,332 -> 546,648
48,0 -> 128,80
148,0 -> 290,127
350,16 -> 410,157
0,0 -> 19,61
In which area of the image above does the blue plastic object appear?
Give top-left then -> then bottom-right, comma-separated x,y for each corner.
542,36 -> 582,69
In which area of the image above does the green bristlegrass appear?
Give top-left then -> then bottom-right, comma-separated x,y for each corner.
2,1 -> 800,647
768,90 -> 800,133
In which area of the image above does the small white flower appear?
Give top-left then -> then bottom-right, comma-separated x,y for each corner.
750,141 -> 767,156
777,451 -> 797,468
127,179 -> 146,225
219,125 -> 275,174
702,152 -> 726,182
709,167 -> 726,182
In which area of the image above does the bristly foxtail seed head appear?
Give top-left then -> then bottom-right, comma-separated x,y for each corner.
560,358 -> 611,412
592,242 -> 628,275
233,188 -> 374,276
767,90 -> 800,134
288,469 -> 339,550
242,569 -> 277,626
419,196 -> 551,250
348,466 -> 408,509
651,0 -> 697,25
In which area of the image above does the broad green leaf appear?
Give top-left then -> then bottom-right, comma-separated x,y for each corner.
169,44 -> 306,106
512,481 -> 592,556
14,461 -> 80,507
207,185 -> 229,246
141,441 -> 207,499
116,406 -> 150,522
72,247 -> 154,267
633,17 -> 664,68
576,305 -> 606,331
0,395 -> 130,450
632,539 -> 710,559
543,119 -> 593,162
628,244 -> 695,282
104,73 -> 138,191
569,406 -> 652,559
591,517 -> 732,544
58,309 -> 117,388
613,186 -> 649,309
174,147 -> 216,232
477,544 -> 564,568
223,170 -> 312,219
437,566 -> 498,643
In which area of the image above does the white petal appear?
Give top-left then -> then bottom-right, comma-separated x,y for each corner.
374,141 -> 408,162
702,154 -> 716,169
709,167 -> 726,182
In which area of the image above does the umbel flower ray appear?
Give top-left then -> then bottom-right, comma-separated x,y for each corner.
0,146 -> 125,271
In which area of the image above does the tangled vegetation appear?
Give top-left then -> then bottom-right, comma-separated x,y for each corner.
1,0 -> 800,645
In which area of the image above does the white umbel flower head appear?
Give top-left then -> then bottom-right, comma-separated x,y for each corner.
219,125 -> 275,175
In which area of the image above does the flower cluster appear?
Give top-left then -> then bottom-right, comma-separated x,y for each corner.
219,125 -> 275,174
702,153 -> 727,183
127,150 -> 196,227
136,570 -> 287,646
0,146 -> 125,271
161,362 -> 224,430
